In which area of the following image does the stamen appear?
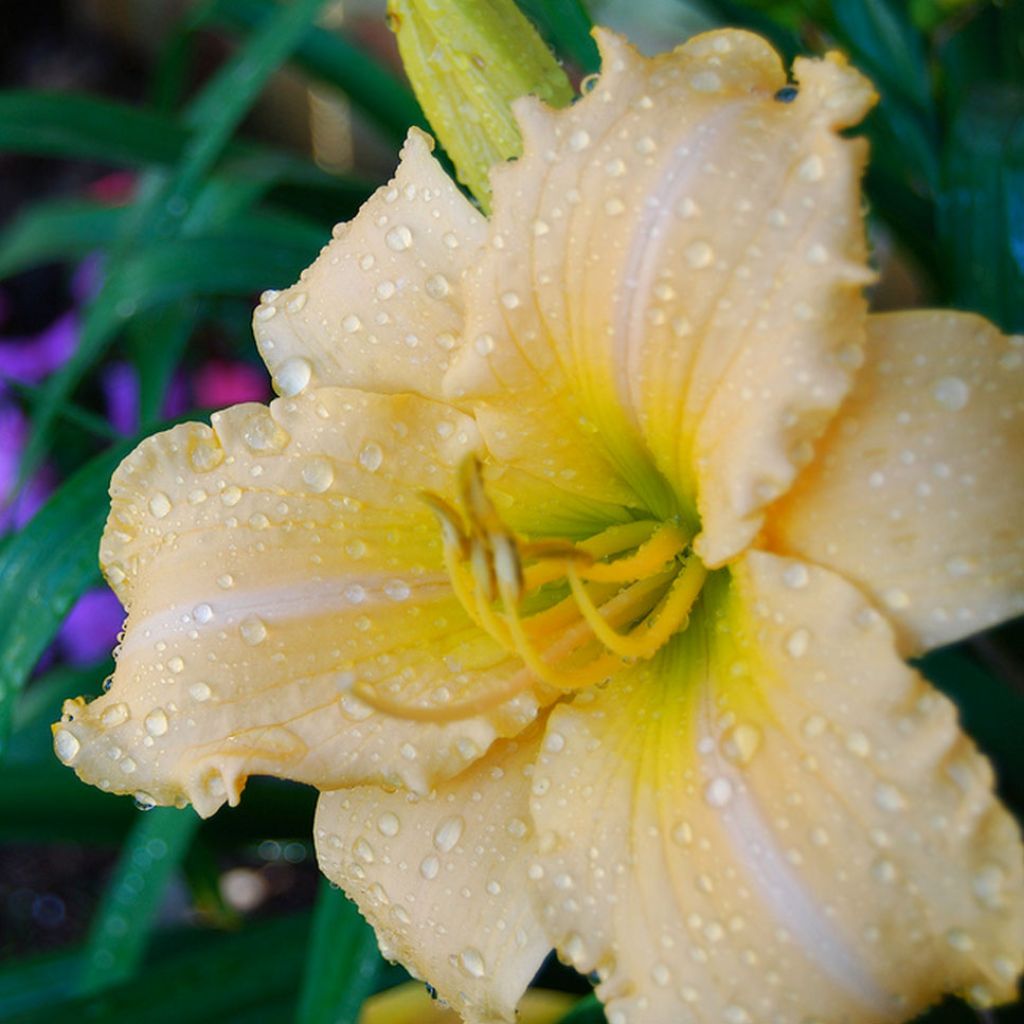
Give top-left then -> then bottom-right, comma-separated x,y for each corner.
578,519 -> 659,559
569,556 -> 707,660
378,462 -> 707,724
577,522 -> 688,583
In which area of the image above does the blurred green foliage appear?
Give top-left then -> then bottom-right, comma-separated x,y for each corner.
0,1 -> 1020,1022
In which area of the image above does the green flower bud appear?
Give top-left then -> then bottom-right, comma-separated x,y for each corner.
388,0 -> 574,211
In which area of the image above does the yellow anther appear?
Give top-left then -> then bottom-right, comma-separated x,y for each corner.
576,522 -> 689,583
408,463 -> 705,721
421,492 -> 470,557
577,519 -> 659,559
569,556 -> 707,660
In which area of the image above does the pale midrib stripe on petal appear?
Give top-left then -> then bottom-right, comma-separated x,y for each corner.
120,574 -> 452,656
698,696 -> 892,1015
614,102 -> 746,432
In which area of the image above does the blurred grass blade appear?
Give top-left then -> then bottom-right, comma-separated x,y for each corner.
938,85 -> 1024,333
126,302 -> 197,427
127,0 -> 329,243
0,949 -> 81,1018
0,444 -> 126,757
831,0 -> 933,114
6,913 -> 311,1024
212,0 -> 426,144
0,201 -> 121,278
77,808 -> 201,996
182,836 -> 242,930
557,993 -> 605,1023
0,91 -> 370,204
108,235 -> 319,306
8,379 -> 121,440
11,659 -> 113,738
17,0 -> 327,490
0,91 -> 190,164
517,0 -> 600,73
296,879 -> 382,1024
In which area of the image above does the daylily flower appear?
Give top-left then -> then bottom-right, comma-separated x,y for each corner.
54,28 -> 1024,1024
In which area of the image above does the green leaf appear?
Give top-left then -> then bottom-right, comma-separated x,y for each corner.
0,447 -> 123,756
77,807 -> 201,996
107,235 -> 317,307
0,949 -> 81,1018
127,0 -> 330,244
126,302 -> 198,428
0,200 -> 121,278
6,379 -> 121,440
557,993 -> 605,1024
4,913 -> 311,1024
831,0 -> 933,114
211,0 -> 426,144
919,647 -> 1024,804
182,836 -> 242,930
296,880 -> 383,1024
938,84 -> 1024,333
0,91 -> 369,203
10,659 -> 112,741
517,0 -> 600,73
14,0 -> 330,489
0,91 -> 190,165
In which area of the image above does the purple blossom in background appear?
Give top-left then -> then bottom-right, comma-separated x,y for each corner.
57,588 -> 124,666
193,358 -> 269,407
1,249 -> 270,667
0,405 -> 54,532
0,265 -> 121,664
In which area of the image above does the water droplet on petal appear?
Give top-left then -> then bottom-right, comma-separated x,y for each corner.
932,376 -> 970,411
458,947 -> 486,978
240,616 -> 267,645
385,225 -> 413,251
275,357 -> 312,396
685,240 -> 714,269
193,603 -> 214,624
785,628 -> 811,658
242,411 -> 289,453
569,129 -> 591,151
722,723 -> 761,765
377,812 -> 400,837
425,273 -> 450,299
433,815 -> 465,853
874,781 -> 906,812
301,457 -> 334,493
704,777 -> 733,808
190,682 -> 212,702
359,443 -> 384,472
149,492 -> 172,519
54,729 -> 80,764
419,854 -> 440,880
102,703 -> 129,728
145,708 -> 169,736
798,154 -> 824,182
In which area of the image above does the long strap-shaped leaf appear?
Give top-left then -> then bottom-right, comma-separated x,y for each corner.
15,0 -> 327,497
296,880 -> 383,1024
211,0 -> 427,143
0,444 -> 125,755
3,913 -> 311,1023
76,807 -> 201,996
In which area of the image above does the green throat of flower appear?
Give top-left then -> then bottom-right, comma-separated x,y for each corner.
408,456 -> 707,712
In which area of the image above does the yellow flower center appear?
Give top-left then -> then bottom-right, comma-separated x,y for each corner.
424,457 -> 707,700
